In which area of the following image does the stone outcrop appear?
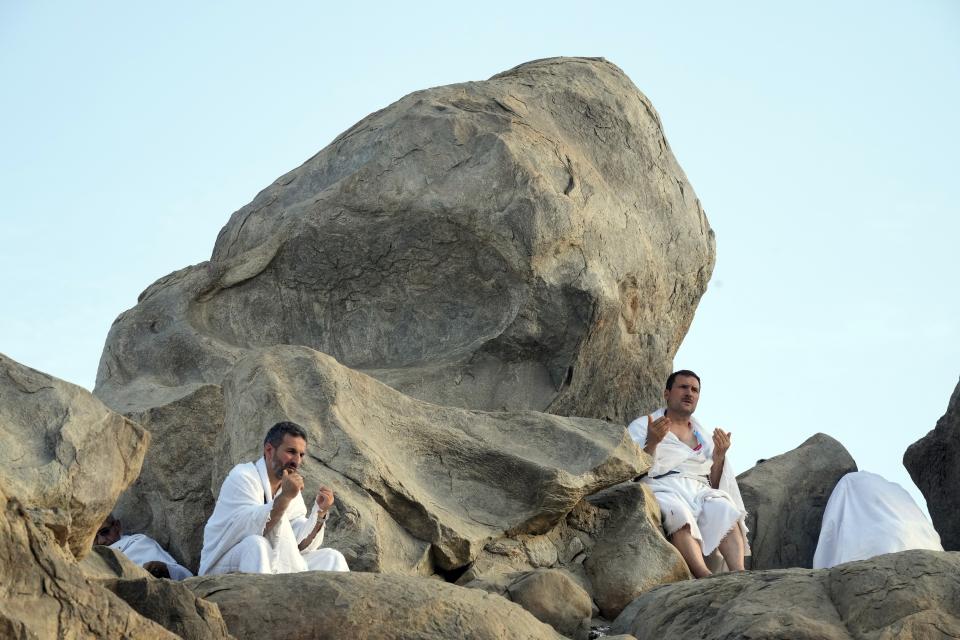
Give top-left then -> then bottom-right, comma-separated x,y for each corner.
738,433 -> 857,569
120,345 -> 646,573
610,549 -> 960,639
465,568 -> 593,639
0,352 -> 149,558
187,571 -> 566,640
583,483 -> 690,617
904,379 -> 960,550
95,56 -> 714,425
82,546 -> 233,640
0,482 -> 178,639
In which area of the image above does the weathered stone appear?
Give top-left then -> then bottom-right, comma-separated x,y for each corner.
204,345 -> 645,572
0,352 -> 149,558
507,569 -> 593,640
114,383 -> 225,571
81,546 -> 232,639
738,433 -> 857,569
0,483 -> 177,639
583,482 -> 690,618
904,379 -> 960,550
81,545 -> 152,580
187,571 -> 565,640
95,56 -> 714,426
103,578 -> 233,640
610,549 -> 960,640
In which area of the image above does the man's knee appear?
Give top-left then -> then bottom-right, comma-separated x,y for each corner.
236,535 -> 273,573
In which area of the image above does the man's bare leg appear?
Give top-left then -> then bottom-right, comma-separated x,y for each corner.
717,525 -> 745,571
669,525 -> 711,578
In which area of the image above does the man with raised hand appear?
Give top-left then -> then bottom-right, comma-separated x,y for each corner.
627,370 -> 749,577
199,421 -> 349,575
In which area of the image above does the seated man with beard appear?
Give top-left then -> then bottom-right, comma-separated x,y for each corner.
199,421 -> 349,575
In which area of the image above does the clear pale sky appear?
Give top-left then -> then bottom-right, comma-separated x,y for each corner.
3,2 -> 958,509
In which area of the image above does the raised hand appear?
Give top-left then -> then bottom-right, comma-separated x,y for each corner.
712,428 -> 732,459
647,415 -> 672,446
280,467 -> 304,499
315,486 -> 335,512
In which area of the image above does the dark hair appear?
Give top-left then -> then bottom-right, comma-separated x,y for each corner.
665,369 -> 701,390
264,421 -> 308,447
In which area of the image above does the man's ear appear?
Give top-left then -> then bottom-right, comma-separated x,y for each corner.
263,442 -> 273,459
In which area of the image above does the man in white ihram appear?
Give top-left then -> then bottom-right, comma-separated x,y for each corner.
199,421 -> 349,575
627,370 -> 749,578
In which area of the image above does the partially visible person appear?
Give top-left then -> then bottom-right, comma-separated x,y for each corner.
199,421 -> 349,575
627,370 -> 750,578
813,470 -> 943,568
94,514 -> 194,580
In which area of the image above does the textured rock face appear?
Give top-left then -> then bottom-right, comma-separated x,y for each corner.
610,550 -> 960,640
738,433 -> 857,569
465,568 -> 593,640
904,379 -> 960,550
95,56 -> 714,424
0,483 -> 177,639
130,345 -> 646,573
0,352 -> 150,558
583,483 -> 690,618
188,571 -> 566,640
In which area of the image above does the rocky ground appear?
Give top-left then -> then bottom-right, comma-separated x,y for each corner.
2,57 -> 957,639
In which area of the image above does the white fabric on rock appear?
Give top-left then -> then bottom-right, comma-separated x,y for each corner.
199,457 -> 349,575
110,533 -> 194,580
812,470 -> 943,569
627,408 -> 750,556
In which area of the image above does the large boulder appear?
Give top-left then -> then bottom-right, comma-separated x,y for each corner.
122,344 -> 646,573
583,482 -> 690,618
738,433 -> 856,569
95,56 -> 714,425
187,571 -> 566,640
0,482 -> 177,639
904,379 -> 960,550
610,549 -> 960,639
0,352 -> 149,558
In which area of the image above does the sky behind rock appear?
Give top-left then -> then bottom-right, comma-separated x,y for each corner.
2,1 -> 958,509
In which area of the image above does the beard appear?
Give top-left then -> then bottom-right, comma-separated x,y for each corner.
269,452 -> 298,480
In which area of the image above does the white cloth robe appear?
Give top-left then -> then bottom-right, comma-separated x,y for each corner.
110,534 -> 193,580
627,408 -> 750,556
199,457 -> 346,575
813,470 -> 943,569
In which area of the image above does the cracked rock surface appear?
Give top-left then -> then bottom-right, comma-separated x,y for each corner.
0,352 -> 149,558
94,56 -> 714,424
904,379 -> 960,550
610,549 -> 960,640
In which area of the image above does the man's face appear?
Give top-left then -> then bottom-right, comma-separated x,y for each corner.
664,375 -> 700,415
94,516 -> 121,546
264,434 -> 307,480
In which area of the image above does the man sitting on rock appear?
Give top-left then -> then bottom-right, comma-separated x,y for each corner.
199,421 -> 349,575
94,514 -> 194,580
627,370 -> 749,577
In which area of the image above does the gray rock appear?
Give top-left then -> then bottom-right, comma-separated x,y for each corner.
103,577 -> 233,640
738,433 -> 857,569
95,56 -> 714,426
0,482 -> 177,639
187,571 -> 566,640
583,482 -> 690,618
904,379 -> 960,550
0,352 -> 149,558
206,345 -> 645,573
113,383 -> 225,571
610,549 -> 960,640
81,545 -> 152,580
465,568 -> 593,640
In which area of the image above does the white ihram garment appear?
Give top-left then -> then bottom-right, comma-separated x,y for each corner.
627,408 -> 750,556
813,470 -> 942,569
199,457 -> 349,575
110,534 -> 193,580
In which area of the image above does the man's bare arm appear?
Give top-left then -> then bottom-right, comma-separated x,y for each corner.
710,429 -> 731,489
264,469 -> 303,536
